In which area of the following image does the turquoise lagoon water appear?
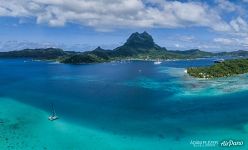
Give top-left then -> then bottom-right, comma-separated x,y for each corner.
0,59 -> 248,149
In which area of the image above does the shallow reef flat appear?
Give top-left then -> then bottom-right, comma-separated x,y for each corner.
155,67 -> 248,97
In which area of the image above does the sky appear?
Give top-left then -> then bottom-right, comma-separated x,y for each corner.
0,0 -> 248,52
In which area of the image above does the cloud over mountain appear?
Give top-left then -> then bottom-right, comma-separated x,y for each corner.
0,0 -> 234,32
1,0 -> 248,51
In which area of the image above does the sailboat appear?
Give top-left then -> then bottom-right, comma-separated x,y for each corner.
48,104 -> 59,121
154,59 -> 162,65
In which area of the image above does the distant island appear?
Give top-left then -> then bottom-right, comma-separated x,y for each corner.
187,59 -> 248,78
1,32 -> 248,65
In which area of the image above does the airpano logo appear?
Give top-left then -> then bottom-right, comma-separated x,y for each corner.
190,139 -> 244,148
220,140 -> 244,147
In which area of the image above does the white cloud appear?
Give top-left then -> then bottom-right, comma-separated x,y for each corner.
174,43 -> 181,48
214,36 -> 248,48
214,38 -> 235,45
1,0 -> 248,51
0,0 -> 231,32
211,16 -> 248,50
215,0 -> 237,12
230,17 -> 248,33
178,36 -> 195,42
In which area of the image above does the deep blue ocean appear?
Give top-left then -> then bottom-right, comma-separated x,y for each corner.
1,58 -> 248,149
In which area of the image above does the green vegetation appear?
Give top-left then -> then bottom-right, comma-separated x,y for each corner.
61,53 -> 109,64
187,59 -> 248,78
0,48 -> 67,60
61,32 -> 216,64
1,32 -> 248,64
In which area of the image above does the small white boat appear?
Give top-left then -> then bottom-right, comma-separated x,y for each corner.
48,104 -> 59,121
214,59 -> 224,63
154,59 -> 162,65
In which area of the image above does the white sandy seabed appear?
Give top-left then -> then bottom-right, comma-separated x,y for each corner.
0,98 -> 184,150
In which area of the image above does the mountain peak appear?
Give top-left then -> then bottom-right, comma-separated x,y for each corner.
141,31 -> 149,36
113,31 -> 165,56
94,46 -> 104,51
124,31 -> 155,49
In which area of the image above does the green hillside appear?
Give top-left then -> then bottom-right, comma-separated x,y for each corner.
187,59 -> 248,78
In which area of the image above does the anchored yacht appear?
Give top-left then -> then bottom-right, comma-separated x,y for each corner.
48,104 -> 59,121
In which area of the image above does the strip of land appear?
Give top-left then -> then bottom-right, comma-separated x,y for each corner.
187,59 -> 248,78
1,32 -> 248,64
